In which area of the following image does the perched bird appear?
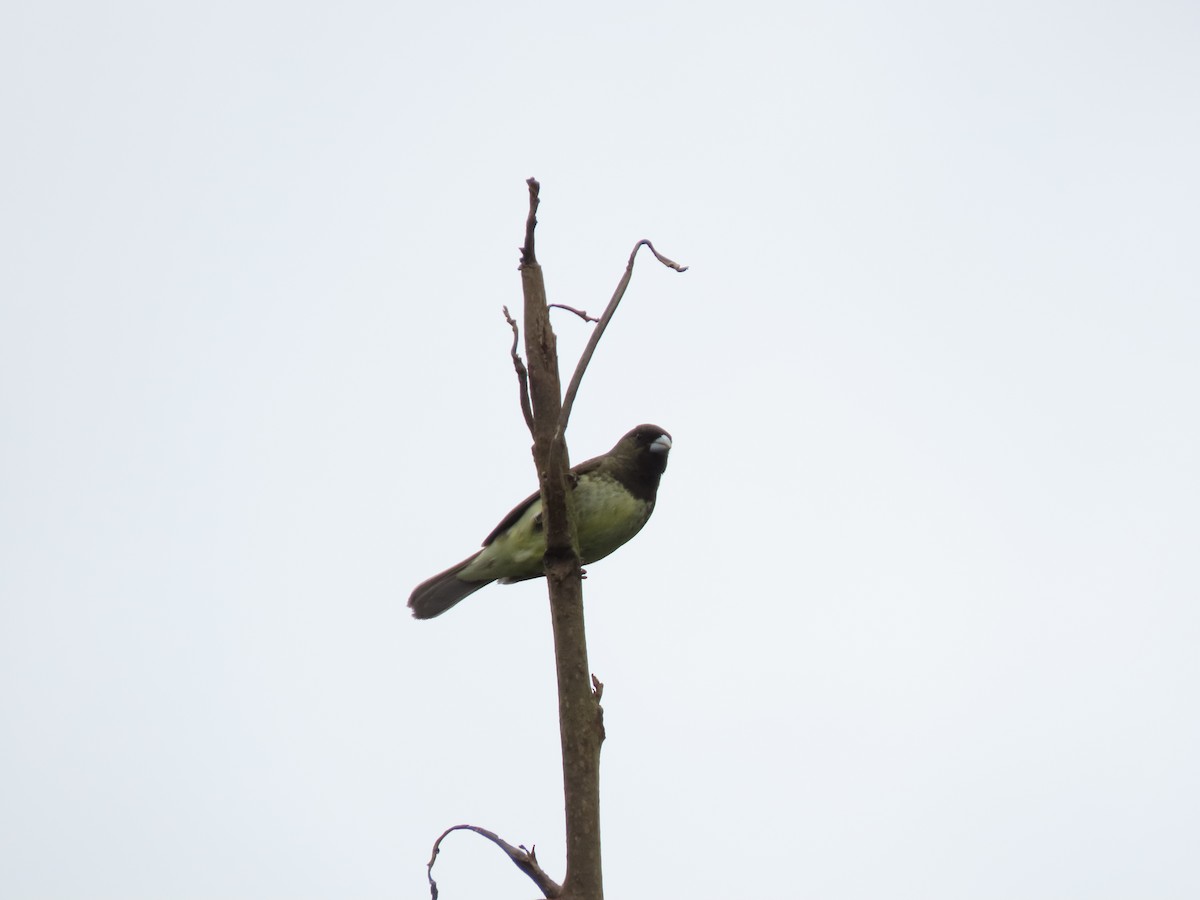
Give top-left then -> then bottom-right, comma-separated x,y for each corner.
408,424 -> 672,619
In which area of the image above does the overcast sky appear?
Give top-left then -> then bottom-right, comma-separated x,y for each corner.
3,1 -> 1199,898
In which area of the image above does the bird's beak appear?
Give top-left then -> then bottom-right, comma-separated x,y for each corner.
650,434 -> 672,453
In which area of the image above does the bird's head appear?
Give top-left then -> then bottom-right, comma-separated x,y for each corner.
618,424 -> 672,477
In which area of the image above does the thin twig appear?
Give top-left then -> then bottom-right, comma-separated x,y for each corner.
556,239 -> 687,439
549,304 -> 600,323
425,824 -> 562,899
502,305 -> 535,435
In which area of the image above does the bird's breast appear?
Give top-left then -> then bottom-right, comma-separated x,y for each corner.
574,473 -> 653,564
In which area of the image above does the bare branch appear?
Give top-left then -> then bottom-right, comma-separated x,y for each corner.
425,824 -> 562,899
556,239 -> 687,439
549,303 -> 600,323
520,178 -> 540,265
518,180 -> 603,898
502,305 -> 535,436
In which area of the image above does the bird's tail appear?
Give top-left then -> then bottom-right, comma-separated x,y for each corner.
408,554 -> 492,619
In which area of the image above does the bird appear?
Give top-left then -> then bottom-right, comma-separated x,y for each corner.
408,424 -> 672,619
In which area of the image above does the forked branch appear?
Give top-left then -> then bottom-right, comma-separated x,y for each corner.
457,183 -> 683,900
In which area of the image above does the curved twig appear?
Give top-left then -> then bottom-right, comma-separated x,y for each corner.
556,239 -> 687,439
549,303 -> 600,323
502,306 -> 535,435
425,824 -> 561,899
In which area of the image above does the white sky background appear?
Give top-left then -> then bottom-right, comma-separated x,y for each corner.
2,0 -> 1198,897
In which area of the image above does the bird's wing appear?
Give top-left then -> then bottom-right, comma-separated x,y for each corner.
481,488 -> 540,546
480,454 -> 608,546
